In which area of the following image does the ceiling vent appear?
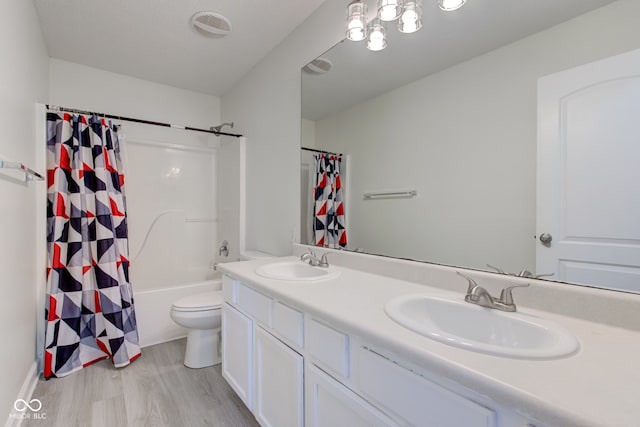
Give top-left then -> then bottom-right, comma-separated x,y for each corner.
191,11 -> 232,38
303,57 -> 332,75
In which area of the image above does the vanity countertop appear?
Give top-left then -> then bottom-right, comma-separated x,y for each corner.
218,256 -> 640,427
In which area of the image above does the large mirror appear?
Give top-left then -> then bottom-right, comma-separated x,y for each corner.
300,0 -> 640,293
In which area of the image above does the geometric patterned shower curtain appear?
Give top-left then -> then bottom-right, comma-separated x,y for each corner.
313,153 -> 348,248
44,112 -> 141,379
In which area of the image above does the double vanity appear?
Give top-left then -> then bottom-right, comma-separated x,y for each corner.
218,249 -> 640,427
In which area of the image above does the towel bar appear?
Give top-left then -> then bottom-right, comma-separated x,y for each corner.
0,159 -> 44,182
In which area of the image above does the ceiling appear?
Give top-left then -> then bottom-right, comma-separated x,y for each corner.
302,0 -> 619,121
33,0 -> 326,97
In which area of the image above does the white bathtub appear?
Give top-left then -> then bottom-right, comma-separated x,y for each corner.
134,276 -> 222,348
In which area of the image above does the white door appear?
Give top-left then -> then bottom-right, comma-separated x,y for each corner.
254,326 -> 303,427
537,48 -> 640,292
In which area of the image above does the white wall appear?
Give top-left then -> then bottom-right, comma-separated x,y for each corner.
49,59 -> 222,345
0,0 -> 49,423
217,136 -> 244,261
311,0 -> 640,273
301,119 -> 316,149
223,0 -> 640,264
49,59 -> 220,129
221,0 -> 346,256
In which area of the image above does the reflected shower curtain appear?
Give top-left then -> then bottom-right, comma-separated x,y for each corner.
44,112 -> 141,379
313,153 -> 347,248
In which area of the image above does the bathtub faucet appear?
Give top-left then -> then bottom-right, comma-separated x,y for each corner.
219,240 -> 229,257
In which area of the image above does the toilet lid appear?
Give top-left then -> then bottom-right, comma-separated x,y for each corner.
172,292 -> 224,312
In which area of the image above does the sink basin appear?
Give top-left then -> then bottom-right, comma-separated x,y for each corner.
385,294 -> 579,359
255,261 -> 340,282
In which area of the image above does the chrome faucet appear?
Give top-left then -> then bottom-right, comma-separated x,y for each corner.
300,250 -> 329,268
457,272 -> 529,312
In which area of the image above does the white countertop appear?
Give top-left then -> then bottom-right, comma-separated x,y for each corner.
219,256 -> 640,427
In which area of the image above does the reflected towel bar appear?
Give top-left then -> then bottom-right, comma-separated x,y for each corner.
363,190 -> 417,200
0,159 -> 44,182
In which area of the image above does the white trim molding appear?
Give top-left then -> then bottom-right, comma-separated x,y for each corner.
5,362 -> 39,427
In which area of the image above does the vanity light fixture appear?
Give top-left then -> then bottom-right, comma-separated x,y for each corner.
346,0 -> 367,41
438,0 -> 467,12
349,0 -> 466,51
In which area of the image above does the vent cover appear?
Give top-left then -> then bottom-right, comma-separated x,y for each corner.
303,57 -> 332,75
191,11 -> 232,38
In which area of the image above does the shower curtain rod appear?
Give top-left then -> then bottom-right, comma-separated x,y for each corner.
46,105 -> 243,138
301,146 -> 342,156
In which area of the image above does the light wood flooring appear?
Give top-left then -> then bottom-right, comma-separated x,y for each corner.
24,339 -> 259,427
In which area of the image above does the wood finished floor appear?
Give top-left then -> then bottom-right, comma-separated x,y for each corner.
24,339 -> 259,427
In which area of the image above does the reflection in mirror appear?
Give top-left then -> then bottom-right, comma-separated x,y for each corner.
300,0 -> 640,293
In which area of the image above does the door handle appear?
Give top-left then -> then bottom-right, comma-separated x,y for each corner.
539,233 -> 552,247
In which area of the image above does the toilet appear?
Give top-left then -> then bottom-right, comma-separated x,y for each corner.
170,291 -> 224,368
170,250 -> 273,368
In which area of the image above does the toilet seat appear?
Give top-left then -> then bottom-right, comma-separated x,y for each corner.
172,292 -> 223,312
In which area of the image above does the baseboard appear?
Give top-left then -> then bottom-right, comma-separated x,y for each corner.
5,362 -> 39,427
141,333 -> 187,349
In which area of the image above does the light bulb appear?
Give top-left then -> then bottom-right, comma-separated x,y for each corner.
346,0 -> 367,41
366,19 -> 387,51
378,0 -> 402,21
347,19 -> 366,41
403,10 -> 417,21
438,0 -> 467,12
398,1 -> 422,34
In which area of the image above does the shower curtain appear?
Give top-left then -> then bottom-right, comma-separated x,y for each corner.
313,153 -> 347,248
44,112 -> 141,379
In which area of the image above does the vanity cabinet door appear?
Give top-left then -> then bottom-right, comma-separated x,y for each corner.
306,364 -> 398,427
222,302 -> 253,410
254,326 -> 303,427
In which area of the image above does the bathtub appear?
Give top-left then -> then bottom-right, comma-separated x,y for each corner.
134,275 -> 222,348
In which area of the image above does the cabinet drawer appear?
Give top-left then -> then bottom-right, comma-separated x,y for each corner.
222,275 -> 236,303
273,301 -> 304,348
356,347 -> 496,427
307,319 -> 349,379
237,284 -> 272,327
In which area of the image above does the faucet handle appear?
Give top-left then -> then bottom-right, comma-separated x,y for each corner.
486,264 -> 506,274
300,249 -> 314,262
498,283 -> 530,306
517,269 -> 533,278
534,272 -> 554,279
301,248 -> 316,256
319,252 -> 329,266
456,272 -> 480,295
